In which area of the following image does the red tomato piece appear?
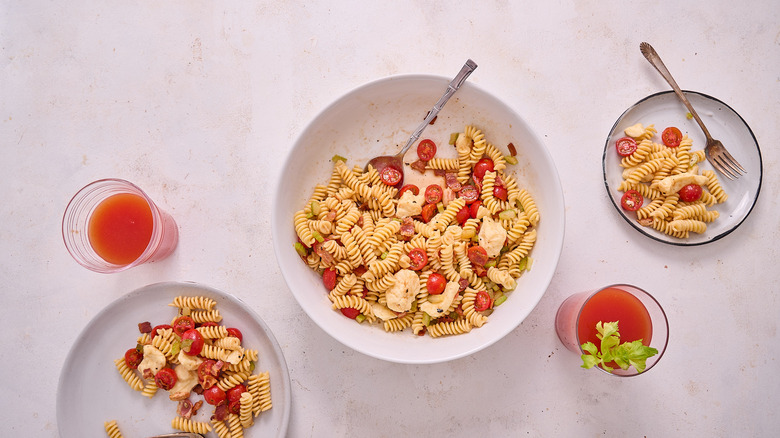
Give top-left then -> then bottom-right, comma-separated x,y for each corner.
380,166 -> 402,186
155,367 -> 177,391
340,307 -> 361,319
615,137 -> 638,157
424,184 -> 443,204
473,158 -> 495,179
469,201 -> 482,219
150,324 -> 172,339
455,205 -> 470,226
181,328 -> 204,356
408,248 -> 428,270
474,290 -> 492,311
662,127 -> 683,148
204,386 -> 227,406
621,190 -> 644,211
227,399 -> 241,414
458,185 -> 479,203
399,184 -> 419,197
467,246 -> 489,267
124,348 -> 143,369
417,139 -> 437,161
421,203 -> 437,223
226,327 -> 243,343
678,184 -> 703,202
197,359 -> 221,389
322,267 -> 337,291
172,316 -> 195,337
227,384 -> 247,403
426,272 -> 447,295
493,185 -> 508,201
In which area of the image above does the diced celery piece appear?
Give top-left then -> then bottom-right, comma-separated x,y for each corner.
494,295 -> 507,306
484,260 -> 496,269
356,314 -> 367,323
505,155 -> 518,165
498,209 -> 516,221
518,257 -> 527,271
422,312 -> 431,326
312,230 -> 324,243
380,251 -> 389,260
437,202 -> 445,213
293,242 -> 308,257
449,132 -> 459,145
310,200 -> 321,216
332,154 -> 347,162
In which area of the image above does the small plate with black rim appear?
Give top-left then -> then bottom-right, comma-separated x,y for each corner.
603,90 -> 762,246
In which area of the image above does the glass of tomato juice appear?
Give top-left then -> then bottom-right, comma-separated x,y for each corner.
555,284 -> 669,376
62,179 -> 178,273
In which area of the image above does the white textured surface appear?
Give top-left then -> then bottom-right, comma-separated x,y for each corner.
2,1 -> 778,436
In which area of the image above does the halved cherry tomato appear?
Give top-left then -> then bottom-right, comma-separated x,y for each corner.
455,206 -> 470,226
340,307 -> 361,319
493,185 -> 508,201
399,184 -> 419,197
474,290 -> 492,311
615,137 -> 638,157
678,184 -> 703,202
150,324 -> 172,339
380,166 -> 402,186
473,158 -> 495,179
226,327 -> 243,343
155,367 -> 177,391
421,203 -> 437,223
197,359 -> 220,388
204,385 -> 227,406
417,139 -> 437,161
227,384 -> 247,403
426,272 -> 447,295
172,316 -> 196,337
469,200 -> 482,219
458,185 -> 479,203
124,348 -> 143,369
322,267 -> 337,291
408,248 -> 428,270
181,328 -> 204,356
662,126 -> 683,147
227,399 -> 241,415
621,190 -> 644,211
199,321 -> 218,328
424,184 -> 443,204
467,246 -> 489,266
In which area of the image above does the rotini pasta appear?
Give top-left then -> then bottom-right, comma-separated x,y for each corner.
112,297 -> 273,434
293,125 -> 540,337
614,122 -> 727,238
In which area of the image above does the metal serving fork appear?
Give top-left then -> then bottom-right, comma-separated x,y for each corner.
640,42 -> 746,180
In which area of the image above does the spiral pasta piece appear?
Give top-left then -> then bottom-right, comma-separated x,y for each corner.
211,419 -> 232,438
104,420 -> 123,438
461,288 -> 488,328
248,371 -> 273,415
172,417 -> 212,434
702,170 -> 728,203
383,313 -> 414,332
190,309 -> 222,323
114,358 -> 144,391
428,319 -> 472,338
169,295 -> 216,311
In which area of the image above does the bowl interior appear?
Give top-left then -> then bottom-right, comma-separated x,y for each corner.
272,74 -> 565,364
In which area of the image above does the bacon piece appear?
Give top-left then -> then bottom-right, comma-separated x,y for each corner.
177,399 -> 194,419
312,241 -> 336,266
445,172 -> 461,191
399,217 -> 415,238
410,159 -> 427,174
458,278 -> 469,293
212,403 -> 228,422
507,142 -> 517,156
137,321 -> 152,334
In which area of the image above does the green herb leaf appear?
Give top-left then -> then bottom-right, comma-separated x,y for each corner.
579,321 -> 659,374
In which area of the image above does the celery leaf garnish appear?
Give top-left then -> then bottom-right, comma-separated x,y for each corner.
580,321 -> 658,374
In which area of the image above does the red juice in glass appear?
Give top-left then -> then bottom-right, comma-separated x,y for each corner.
555,284 -> 669,376
576,287 -> 653,348
88,193 -> 154,265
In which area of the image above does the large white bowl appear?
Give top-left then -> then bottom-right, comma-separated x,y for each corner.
272,74 -> 565,364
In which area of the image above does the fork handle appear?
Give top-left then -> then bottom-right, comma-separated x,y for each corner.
639,42 -> 713,141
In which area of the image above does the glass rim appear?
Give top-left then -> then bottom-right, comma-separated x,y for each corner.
61,178 -> 165,273
574,283 -> 670,377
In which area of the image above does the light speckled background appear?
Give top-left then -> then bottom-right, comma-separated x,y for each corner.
2,1 -> 778,436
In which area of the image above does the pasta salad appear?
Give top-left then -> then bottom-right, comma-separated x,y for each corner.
109,295 -> 272,438
614,122 -> 727,238
293,125 -> 540,338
